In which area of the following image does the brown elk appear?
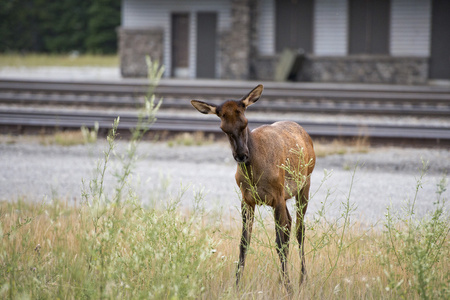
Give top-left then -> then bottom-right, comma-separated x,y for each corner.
191,84 -> 315,293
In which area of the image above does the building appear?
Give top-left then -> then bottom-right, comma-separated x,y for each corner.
119,0 -> 450,84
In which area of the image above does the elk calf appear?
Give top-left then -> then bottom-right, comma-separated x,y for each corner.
191,84 -> 315,293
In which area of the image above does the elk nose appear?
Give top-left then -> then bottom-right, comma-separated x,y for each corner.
234,153 -> 249,163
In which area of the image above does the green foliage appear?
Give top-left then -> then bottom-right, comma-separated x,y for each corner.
86,0 -> 121,54
0,0 -> 41,52
0,0 -> 120,53
38,0 -> 90,53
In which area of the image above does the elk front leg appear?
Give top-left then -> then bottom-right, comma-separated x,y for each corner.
236,201 -> 255,287
274,202 -> 293,294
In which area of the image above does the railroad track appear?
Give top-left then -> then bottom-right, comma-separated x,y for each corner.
1,78 -> 450,116
0,78 -> 449,144
1,108 -> 449,143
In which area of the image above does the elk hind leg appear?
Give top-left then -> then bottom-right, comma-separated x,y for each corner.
296,181 -> 310,285
236,202 -> 255,287
274,202 -> 293,293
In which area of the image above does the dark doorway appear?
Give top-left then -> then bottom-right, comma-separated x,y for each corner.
430,0 -> 450,80
349,0 -> 390,54
171,13 -> 190,77
275,0 -> 313,53
196,12 -> 217,78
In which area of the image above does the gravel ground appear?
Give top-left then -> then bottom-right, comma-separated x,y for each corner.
1,136 -> 449,226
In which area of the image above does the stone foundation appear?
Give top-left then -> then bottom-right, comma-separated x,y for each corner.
118,28 -> 163,78
301,55 -> 428,85
252,55 -> 278,81
252,55 -> 428,84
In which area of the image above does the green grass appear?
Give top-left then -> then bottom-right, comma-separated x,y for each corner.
0,53 -> 118,68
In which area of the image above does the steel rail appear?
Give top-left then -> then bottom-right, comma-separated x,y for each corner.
1,108 -> 449,141
1,78 -> 449,102
1,92 -> 447,116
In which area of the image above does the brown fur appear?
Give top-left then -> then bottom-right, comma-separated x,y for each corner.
191,84 -> 316,293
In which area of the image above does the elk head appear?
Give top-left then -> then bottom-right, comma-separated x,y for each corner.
191,84 -> 264,164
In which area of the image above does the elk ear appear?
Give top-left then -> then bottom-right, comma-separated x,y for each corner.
242,84 -> 264,108
191,100 -> 217,115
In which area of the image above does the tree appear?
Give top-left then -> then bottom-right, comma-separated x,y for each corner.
86,0 -> 121,54
0,0 -> 42,52
0,0 -> 120,54
37,0 -> 89,53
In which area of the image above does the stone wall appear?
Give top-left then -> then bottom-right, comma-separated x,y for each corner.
300,55 -> 429,85
252,55 -> 278,81
221,0 -> 256,80
118,28 -> 163,78
252,55 -> 429,84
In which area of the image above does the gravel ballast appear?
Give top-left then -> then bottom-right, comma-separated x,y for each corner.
1,137 -> 448,225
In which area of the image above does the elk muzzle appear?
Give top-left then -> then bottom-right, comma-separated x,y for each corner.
228,131 -> 250,164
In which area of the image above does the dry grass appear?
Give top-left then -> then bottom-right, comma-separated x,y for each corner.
167,132 -> 216,147
0,53 -> 118,67
39,130 -> 87,146
37,125 -> 98,146
1,195 -> 448,299
1,131 -> 91,146
314,136 -> 370,158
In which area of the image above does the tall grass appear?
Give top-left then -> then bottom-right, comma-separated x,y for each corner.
0,170 -> 448,299
1,58 -> 449,298
380,162 -> 449,299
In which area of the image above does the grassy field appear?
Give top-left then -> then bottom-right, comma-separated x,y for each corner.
0,53 -> 118,67
1,173 -> 448,299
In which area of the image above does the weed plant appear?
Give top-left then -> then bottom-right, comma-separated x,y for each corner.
380,161 -> 449,299
0,58 -> 449,298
